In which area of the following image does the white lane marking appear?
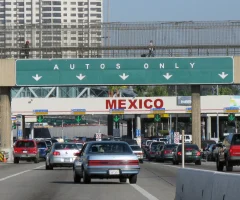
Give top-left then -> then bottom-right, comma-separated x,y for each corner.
131,184 -> 160,200
0,165 -> 44,182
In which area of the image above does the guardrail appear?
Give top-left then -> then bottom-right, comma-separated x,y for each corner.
175,168 -> 240,200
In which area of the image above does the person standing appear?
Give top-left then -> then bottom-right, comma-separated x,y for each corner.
148,40 -> 155,57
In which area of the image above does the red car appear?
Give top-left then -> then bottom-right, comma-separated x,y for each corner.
13,139 -> 39,163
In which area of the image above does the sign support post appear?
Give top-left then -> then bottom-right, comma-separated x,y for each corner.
182,130 -> 185,168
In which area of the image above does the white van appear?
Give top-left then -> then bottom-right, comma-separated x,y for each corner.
179,135 -> 192,143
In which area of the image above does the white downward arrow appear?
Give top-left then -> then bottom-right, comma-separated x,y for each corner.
76,74 -> 86,81
218,72 -> 228,79
119,73 -> 129,80
163,73 -> 172,80
32,74 -> 42,81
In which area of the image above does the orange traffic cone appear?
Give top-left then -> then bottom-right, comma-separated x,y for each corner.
3,156 -> 7,163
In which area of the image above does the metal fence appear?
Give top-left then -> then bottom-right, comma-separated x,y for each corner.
1,21 -> 240,58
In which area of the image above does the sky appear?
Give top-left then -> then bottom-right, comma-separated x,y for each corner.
103,0 -> 240,22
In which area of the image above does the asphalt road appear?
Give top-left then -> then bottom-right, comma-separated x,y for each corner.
0,160 -> 176,200
1,159 -> 239,200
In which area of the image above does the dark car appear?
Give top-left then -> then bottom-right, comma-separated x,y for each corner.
216,134 -> 240,171
147,142 -> 165,161
37,140 -> 48,160
45,140 -> 52,148
173,144 -> 201,165
155,144 -> 178,162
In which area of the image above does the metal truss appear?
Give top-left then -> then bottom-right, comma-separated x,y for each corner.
11,86 -> 135,98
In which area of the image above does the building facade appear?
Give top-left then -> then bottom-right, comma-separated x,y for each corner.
0,0 -> 103,58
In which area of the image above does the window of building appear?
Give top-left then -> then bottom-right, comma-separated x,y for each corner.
71,20 -> 76,23
63,13 -> 67,16
53,13 -> 61,17
53,19 -> 61,23
43,13 -> 51,17
71,14 -> 76,17
71,8 -> 76,11
42,7 -> 51,11
53,7 -> 61,11
71,2 -> 76,5
42,1 -> 51,5
53,1 -> 61,5
18,14 -> 24,18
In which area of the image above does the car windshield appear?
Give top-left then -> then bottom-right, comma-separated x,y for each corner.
164,144 -> 178,150
51,139 -> 58,143
54,143 -> 78,150
45,140 -> 52,146
88,143 -> 132,154
37,142 -> 47,148
130,145 -> 141,151
178,144 -> 199,151
146,141 -> 152,146
16,141 -> 35,148
160,139 -> 168,142
76,143 -> 83,149
232,135 -> 240,145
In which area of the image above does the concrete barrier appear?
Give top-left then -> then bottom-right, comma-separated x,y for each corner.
175,168 -> 214,200
175,168 -> 240,200
211,172 -> 240,200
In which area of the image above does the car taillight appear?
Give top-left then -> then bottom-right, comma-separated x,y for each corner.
88,160 -> 139,166
53,151 -> 60,156
196,151 -> 201,156
229,147 -> 233,156
177,152 -> 182,156
150,151 -> 155,154
74,152 -> 80,156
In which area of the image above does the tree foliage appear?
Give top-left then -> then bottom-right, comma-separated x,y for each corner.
219,86 -> 235,95
107,86 -> 128,97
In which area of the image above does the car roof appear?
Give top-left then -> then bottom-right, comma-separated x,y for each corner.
53,142 -> 77,145
129,145 -> 140,146
86,141 -> 129,145
16,139 -> 35,142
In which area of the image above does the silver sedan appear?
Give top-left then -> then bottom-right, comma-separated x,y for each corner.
73,141 -> 140,184
45,142 -> 80,170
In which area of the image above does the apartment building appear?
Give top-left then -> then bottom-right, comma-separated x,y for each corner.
0,0 -> 103,57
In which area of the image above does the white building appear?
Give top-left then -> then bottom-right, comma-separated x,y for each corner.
0,0 -> 103,57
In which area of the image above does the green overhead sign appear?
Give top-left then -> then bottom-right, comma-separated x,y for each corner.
113,115 -> 120,123
75,116 -> 82,123
16,57 -> 233,86
154,114 -> 161,122
36,115 -> 44,123
228,113 -> 235,122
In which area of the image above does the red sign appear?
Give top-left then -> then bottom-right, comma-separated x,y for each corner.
106,99 -> 164,110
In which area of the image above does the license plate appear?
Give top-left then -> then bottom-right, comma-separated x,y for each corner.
23,151 -> 28,154
64,158 -> 70,162
186,152 -> 192,155
109,170 -> 120,175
